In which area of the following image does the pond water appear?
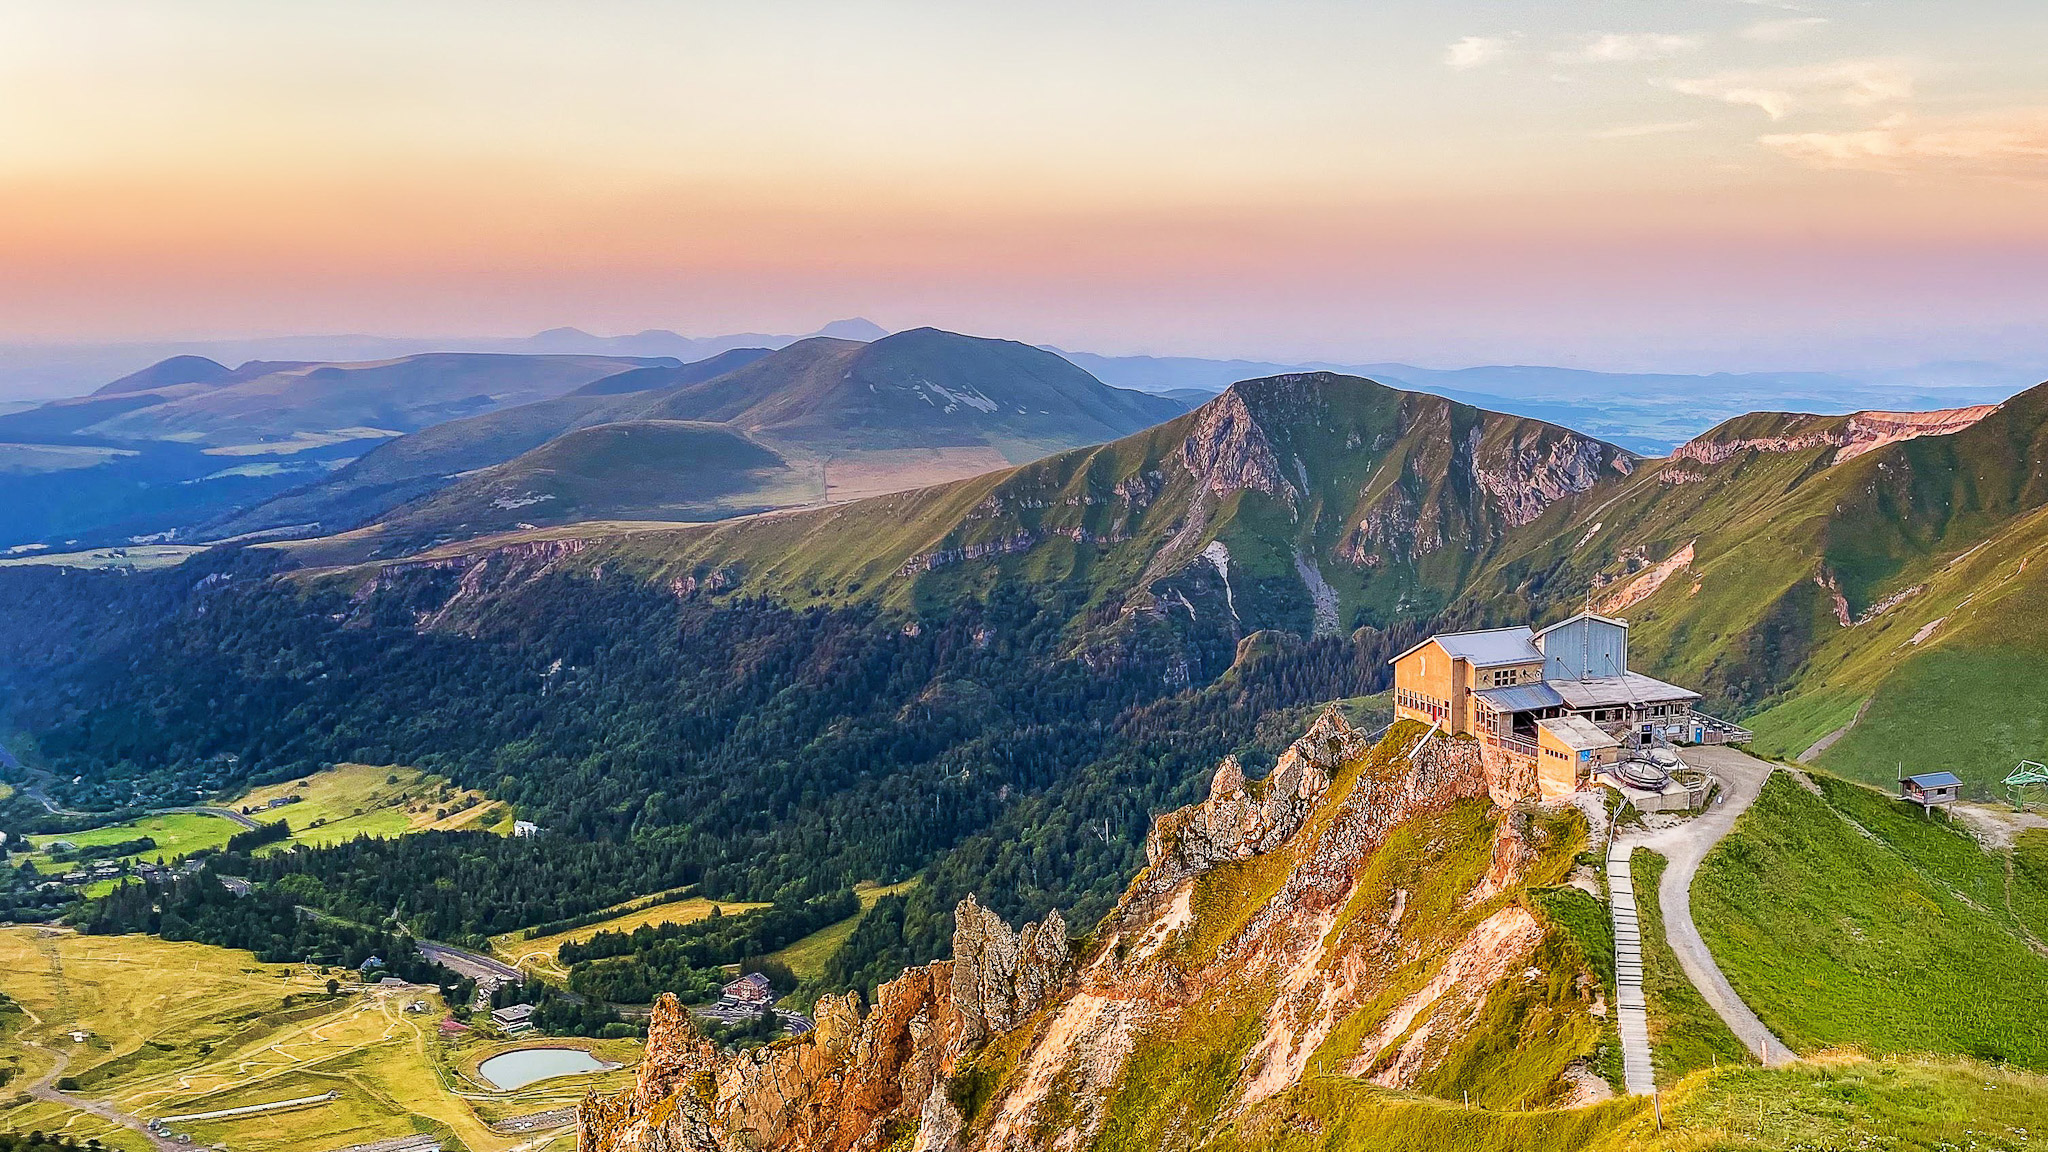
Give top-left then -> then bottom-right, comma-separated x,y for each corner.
478,1046 -> 612,1090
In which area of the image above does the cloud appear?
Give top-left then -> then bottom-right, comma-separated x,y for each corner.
1566,33 -> 1701,63
1667,59 -> 1914,120
1592,120 -> 1703,139
1445,36 -> 1510,71
1759,109 -> 2048,176
1741,16 -> 1828,42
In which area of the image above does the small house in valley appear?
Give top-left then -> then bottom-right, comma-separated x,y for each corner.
1391,612 -> 1748,800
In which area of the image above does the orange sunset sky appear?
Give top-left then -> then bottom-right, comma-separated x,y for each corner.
3,0 -> 2045,370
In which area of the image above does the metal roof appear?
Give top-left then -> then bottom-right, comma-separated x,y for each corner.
1391,626 -> 1542,668
1548,672 -> 1701,709
1537,714 -> 1620,751
1534,611 -> 1630,639
1473,682 -> 1566,712
1903,771 -> 1962,789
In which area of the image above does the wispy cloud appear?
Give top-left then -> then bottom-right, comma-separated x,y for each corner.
1593,120 -> 1704,139
1565,33 -> 1701,63
1760,109 -> 2048,176
1741,16 -> 1828,43
1445,36 -> 1510,71
1667,59 -> 1914,120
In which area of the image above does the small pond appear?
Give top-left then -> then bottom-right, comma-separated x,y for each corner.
478,1046 -> 614,1090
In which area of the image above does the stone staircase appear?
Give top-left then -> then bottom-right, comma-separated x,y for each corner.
1606,841 -> 1656,1095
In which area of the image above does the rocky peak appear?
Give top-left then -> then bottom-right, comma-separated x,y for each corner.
1142,705 -> 1366,893
1467,423 -> 1625,528
951,896 -> 1074,1039
1180,386 -> 1289,498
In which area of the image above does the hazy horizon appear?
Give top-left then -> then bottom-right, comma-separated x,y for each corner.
4,1 -> 2045,375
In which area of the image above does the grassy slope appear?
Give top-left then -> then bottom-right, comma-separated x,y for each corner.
1693,772 -> 2048,1066
492,895 -> 768,983
1203,1055 -> 2048,1152
770,878 -> 921,982
233,762 -> 510,849
376,419 -> 812,543
20,764 -> 508,885
25,811 -> 242,872
0,928 -> 617,1152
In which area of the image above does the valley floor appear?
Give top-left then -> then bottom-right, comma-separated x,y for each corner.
0,928 -> 625,1152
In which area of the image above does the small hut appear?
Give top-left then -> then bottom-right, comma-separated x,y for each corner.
1899,771 -> 1962,813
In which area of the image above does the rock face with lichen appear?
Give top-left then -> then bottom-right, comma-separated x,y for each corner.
580,712 -> 1604,1152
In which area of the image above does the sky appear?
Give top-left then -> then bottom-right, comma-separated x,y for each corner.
2,0 -> 2045,371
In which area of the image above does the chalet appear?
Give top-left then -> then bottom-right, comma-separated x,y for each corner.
721,972 -> 776,1009
490,1003 -> 536,1033
1899,771 -> 1962,812
1392,612 -> 1748,799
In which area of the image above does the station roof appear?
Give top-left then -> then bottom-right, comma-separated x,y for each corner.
1549,673 -> 1700,709
1473,682 -> 1566,712
1537,715 -> 1620,751
1391,627 -> 1542,668
1903,771 -> 1962,789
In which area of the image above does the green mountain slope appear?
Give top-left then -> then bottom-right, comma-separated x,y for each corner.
202,349 -> 778,539
482,372 -> 1636,680
640,327 -> 1185,460
1496,389 -> 2048,793
400,374 -> 2048,794
368,420 -> 806,539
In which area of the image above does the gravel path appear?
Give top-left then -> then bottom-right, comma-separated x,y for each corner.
1619,745 -> 1797,1068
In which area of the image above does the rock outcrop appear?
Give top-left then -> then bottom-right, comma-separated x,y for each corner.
1672,404 -> 1997,468
1141,708 -> 1364,894
581,712 -> 1599,1152
952,896 -> 1073,1040
1179,386 -> 1289,499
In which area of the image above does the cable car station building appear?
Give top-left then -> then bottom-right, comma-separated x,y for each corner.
1391,612 -> 1750,799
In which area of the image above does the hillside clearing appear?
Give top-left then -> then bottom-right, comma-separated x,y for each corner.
24,811 -> 242,873
494,895 -> 769,982
230,762 -> 511,849
769,879 -> 921,981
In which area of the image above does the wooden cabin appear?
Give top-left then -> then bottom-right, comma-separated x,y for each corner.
1899,771 -> 1962,812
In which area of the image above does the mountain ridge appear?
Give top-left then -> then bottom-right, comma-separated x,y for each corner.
218,329 -> 1186,553
299,371 -> 2048,797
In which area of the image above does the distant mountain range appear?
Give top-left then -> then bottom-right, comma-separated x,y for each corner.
0,318 -> 889,402
0,328 -> 1187,556
7,319 -> 2038,457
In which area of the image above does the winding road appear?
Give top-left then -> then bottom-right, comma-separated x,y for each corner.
1617,745 -> 1797,1068
23,1047 -> 187,1151
3,737 -> 262,828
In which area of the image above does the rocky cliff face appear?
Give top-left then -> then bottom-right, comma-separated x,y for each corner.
1671,404 -> 1998,467
581,712 -> 1603,1152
